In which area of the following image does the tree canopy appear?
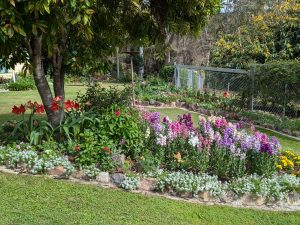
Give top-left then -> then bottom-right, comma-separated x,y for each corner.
0,0 -> 220,127
211,0 -> 300,68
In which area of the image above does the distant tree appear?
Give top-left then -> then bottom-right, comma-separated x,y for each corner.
211,0 -> 300,68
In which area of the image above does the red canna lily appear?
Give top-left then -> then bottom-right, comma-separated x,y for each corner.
50,101 -> 60,111
35,104 -> 45,114
115,110 -> 121,117
12,105 -> 20,114
53,96 -> 62,102
223,91 -> 230,98
75,145 -> 80,152
27,100 -> 35,109
74,102 -> 80,109
64,100 -> 74,111
18,104 -> 26,114
102,147 -> 110,152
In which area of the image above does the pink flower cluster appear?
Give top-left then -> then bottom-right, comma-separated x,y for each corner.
143,111 -> 281,156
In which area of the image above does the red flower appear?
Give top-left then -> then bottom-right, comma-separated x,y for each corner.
50,101 -> 60,111
115,110 -> 121,117
75,145 -> 80,152
53,96 -> 62,102
223,91 -> 230,98
27,100 -> 35,109
102,147 -> 110,152
35,104 -> 45,114
12,104 -> 26,114
64,100 -> 74,111
18,104 -> 26,114
74,102 -> 80,109
12,105 -> 20,114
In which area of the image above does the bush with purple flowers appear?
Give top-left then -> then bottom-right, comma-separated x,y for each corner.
142,111 -> 281,178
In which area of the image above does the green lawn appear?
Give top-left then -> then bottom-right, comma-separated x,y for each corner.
152,108 -> 300,153
0,172 -> 299,225
0,85 -> 87,124
0,83 -> 127,125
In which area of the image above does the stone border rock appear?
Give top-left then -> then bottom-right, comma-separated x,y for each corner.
135,100 -> 300,140
0,166 -> 299,212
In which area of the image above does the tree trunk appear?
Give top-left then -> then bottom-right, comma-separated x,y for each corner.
29,36 -> 60,128
52,31 -> 67,126
52,52 -> 65,127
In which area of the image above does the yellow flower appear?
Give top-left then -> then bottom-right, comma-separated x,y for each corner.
281,159 -> 288,167
140,156 -> 145,161
280,155 -> 287,160
276,164 -> 283,170
174,152 -> 183,163
287,160 -> 294,167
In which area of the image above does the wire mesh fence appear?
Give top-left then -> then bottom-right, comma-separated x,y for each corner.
174,64 -> 300,118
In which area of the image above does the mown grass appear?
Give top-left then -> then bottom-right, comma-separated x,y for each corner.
0,83 -> 126,125
152,108 -> 300,153
0,172 -> 299,225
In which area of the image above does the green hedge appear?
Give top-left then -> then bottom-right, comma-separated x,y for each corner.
250,61 -> 300,116
7,77 -> 36,91
159,65 -> 174,82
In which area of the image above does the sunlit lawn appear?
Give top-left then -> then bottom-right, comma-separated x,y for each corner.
0,83 -> 126,124
0,172 -> 300,225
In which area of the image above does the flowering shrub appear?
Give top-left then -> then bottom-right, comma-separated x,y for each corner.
10,101 -> 52,145
142,111 -> 280,178
143,111 -> 209,173
95,105 -> 145,158
67,130 -> 118,171
9,97 -> 81,144
276,150 -> 300,176
50,96 -> 80,112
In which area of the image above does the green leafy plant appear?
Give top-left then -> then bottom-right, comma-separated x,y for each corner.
11,101 -> 53,145
159,65 -> 174,82
77,84 -> 131,114
7,77 -> 36,91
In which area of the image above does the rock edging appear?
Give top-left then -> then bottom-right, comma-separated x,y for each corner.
0,166 -> 299,212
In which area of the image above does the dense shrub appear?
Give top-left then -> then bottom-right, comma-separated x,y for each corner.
7,77 -> 36,91
251,61 -> 300,116
159,65 -> 174,82
77,84 -> 131,113
66,105 -> 145,167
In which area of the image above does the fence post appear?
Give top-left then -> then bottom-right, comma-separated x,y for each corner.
283,83 -> 288,117
249,67 -> 255,111
173,62 -> 177,87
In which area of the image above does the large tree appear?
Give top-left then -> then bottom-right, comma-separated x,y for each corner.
210,0 -> 300,68
0,0 -> 220,127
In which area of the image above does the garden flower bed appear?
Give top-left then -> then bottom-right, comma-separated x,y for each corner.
137,99 -> 300,139
0,85 -> 299,211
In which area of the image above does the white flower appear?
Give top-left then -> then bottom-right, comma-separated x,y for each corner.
145,127 -> 150,139
189,135 -> 199,147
